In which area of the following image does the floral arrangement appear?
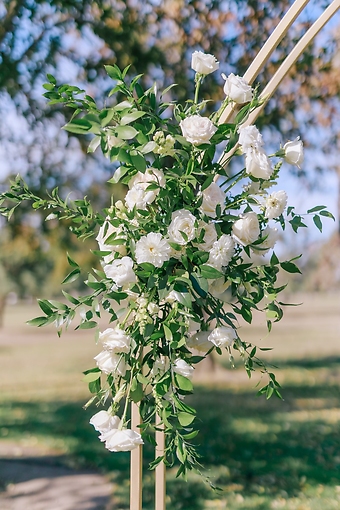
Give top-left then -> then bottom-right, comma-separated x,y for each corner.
0,51 -> 333,477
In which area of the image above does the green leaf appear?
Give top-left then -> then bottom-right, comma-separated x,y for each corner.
78,321 -> 97,329
27,316 -> 51,327
108,166 -> 129,184
280,261 -> 302,274
37,299 -> 54,315
319,210 -> 335,220
175,374 -> 193,392
163,324 -> 173,342
307,205 -> 326,213
105,65 -> 123,80
178,412 -> 195,427
115,125 -> 138,140
67,253 -> 79,268
131,153 -> 146,172
121,111 -> 146,125
313,215 -> 322,232
130,382 -> 144,403
62,291 -> 80,305
62,268 -> 81,284
82,372 -> 101,383
63,118 -> 92,134
200,265 -> 224,279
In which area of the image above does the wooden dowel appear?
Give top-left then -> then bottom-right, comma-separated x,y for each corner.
219,0 -> 311,125
155,414 -> 166,510
130,402 -> 143,510
244,0 -> 340,128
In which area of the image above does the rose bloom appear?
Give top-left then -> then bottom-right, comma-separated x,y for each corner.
125,185 -> 157,211
151,357 -> 170,377
200,182 -> 226,218
135,232 -> 171,268
187,331 -> 212,353
94,351 -> 127,376
168,209 -> 197,245
90,411 -> 121,434
180,115 -> 217,145
96,219 -> 127,259
173,359 -> 194,380
128,168 -> 166,190
238,125 -> 263,152
245,148 -> 273,179
104,256 -> 137,287
252,225 -> 280,255
195,221 -> 217,251
208,277 -> 231,300
100,428 -> 143,452
191,51 -> 219,75
208,326 -> 237,348
232,212 -> 260,246
264,190 -> 288,219
283,137 -> 304,168
222,73 -> 253,104
99,327 -> 131,354
208,234 -> 236,270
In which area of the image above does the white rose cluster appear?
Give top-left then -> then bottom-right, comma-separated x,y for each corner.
125,168 -> 165,211
94,326 -> 131,376
90,410 -> 143,452
96,218 -> 127,261
238,125 -> 272,180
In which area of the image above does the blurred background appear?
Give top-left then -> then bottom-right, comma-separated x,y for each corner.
0,1 -> 340,509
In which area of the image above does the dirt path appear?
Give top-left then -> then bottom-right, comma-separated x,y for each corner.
0,443 -> 113,510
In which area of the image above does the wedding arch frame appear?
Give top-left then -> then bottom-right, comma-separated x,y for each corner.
130,1 -> 340,508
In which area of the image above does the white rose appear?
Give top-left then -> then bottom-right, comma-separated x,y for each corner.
99,327 -> 131,354
168,209 -> 197,245
96,219 -> 127,259
191,51 -> 219,75
252,225 -> 280,255
90,411 -> 120,434
100,428 -> 143,452
128,168 -> 166,190
94,350 -> 127,376
125,185 -> 157,211
232,212 -> 260,246
283,137 -> 304,168
222,73 -> 253,104
187,331 -> 212,353
151,357 -> 170,377
264,190 -> 288,219
195,221 -> 217,251
180,115 -> 217,145
104,256 -> 137,287
200,182 -> 226,218
208,277 -> 231,299
238,125 -> 263,152
173,359 -> 194,380
208,234 -> 235,270
245,148 -> 273,180
208,326 -> 237,348
135,232 -> 171,268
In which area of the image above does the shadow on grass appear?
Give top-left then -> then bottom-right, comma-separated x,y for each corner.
1,378 -> 340,508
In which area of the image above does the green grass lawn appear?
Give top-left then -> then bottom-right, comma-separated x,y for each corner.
0,293 -> 340,509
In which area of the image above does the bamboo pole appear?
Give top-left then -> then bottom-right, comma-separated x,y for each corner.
219,0 -> 312,125
155,415 -> 166,510
130,402 -> 143,510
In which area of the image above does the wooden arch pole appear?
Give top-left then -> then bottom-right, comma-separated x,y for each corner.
219,0 -> 312,125
129,2 -> 340,509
